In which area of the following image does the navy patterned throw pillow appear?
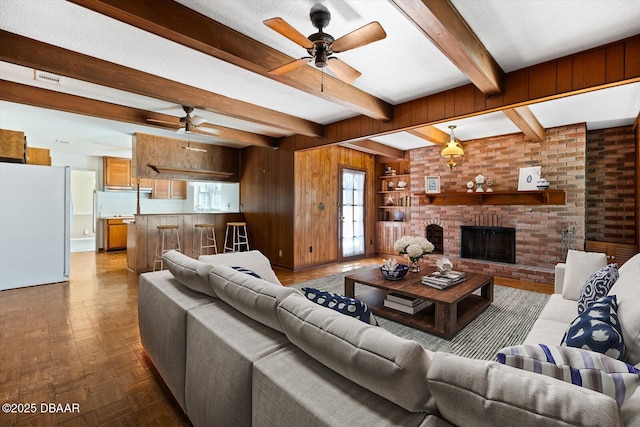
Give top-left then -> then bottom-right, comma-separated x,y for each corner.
231,266 -> 262,279
562,295 -> 625,360
301,287 -> 378,326
577,263 -> 618,314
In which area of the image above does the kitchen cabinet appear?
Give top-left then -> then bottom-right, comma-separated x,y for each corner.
26,147 -> 51,166
104,156 -> 132,187
0,129 -> 26,163
104,156 -> 154,189
151,179 -> 187,199
105,218 -> 129,251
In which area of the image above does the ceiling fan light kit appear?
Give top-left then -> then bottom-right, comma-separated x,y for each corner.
441,125 -> 464,170
264,3 -> 386,86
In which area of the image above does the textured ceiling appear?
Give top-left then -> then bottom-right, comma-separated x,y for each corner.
0,0 -> 639,157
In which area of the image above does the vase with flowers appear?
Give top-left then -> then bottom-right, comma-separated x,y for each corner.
393,236 -> 435,272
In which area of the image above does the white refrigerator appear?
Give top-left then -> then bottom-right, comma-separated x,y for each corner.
0,163 -> 71,290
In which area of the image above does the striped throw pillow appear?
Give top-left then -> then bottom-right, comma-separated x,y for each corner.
497,344 -> 640,405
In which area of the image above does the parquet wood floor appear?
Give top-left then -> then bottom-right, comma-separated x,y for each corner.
0,251 -> 551,426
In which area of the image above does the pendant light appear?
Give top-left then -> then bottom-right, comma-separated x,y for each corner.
441,125 -> 464,170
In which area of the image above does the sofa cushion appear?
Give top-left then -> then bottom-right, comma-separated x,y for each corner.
561,295 -> 624,360
277,292 -> 435,413
577,263 -> 618,314
428,351 -> 623,427
300,287 -> 378,325
138,270 -> 217,411
562,250 -> 608,301
253,346 -> 434,427
163,250 -> 217,297
199,250 -> 282,285
609,272 -> 640,365
208,264 -> 297,333
497,344 -> 640,405
185,303 -> 291,427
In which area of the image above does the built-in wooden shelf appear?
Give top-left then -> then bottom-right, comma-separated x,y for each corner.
417,190 -> 566,206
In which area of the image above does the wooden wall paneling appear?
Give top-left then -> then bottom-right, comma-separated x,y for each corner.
605,43 -> 625,83
133,133 -> 239,181
427,92 -> 446,122
556,57 -> 574,94
572,48 -> 606,90
240,146 -> 294,269
529,61 -> 557,99
453,85 -> 475,116
293,146 -> 375,269
625,37 -> 640,79
473,86 -> 487,112
444,90 -> 455,118
502,68 -> 529,106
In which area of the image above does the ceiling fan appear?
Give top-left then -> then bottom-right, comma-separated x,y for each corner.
264,4 -> 386,84
147,105 -> 221,137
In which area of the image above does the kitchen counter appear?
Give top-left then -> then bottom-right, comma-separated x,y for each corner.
127,212 -> 245,273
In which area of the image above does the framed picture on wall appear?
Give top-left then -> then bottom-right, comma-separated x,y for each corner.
425,176 -> 441,193
517,166 -> 541,191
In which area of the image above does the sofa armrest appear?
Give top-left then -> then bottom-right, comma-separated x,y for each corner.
554,263 -> 566,294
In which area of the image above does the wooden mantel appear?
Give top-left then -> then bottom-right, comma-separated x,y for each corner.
417,190 -> 566,205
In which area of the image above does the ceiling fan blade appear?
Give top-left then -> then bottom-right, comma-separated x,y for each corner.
146,118 -> 178,126
331,21 -> 386,53
194,125 -> 221,135
190,115 -> 207,126
268,57 -> 312,75
264,17 -> 314,49
326,58 -> 361,84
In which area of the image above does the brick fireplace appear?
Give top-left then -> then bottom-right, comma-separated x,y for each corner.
411,123 -> 587,285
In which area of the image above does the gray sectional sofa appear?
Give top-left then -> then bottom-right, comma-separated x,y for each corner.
138,249 -> 639,426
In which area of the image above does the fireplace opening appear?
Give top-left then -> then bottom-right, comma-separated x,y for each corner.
461,226 -> 515,264
426,224 -> 444,254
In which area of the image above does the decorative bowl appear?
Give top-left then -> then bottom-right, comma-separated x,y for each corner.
380,264 -> 409,280
536,178 -> 549,190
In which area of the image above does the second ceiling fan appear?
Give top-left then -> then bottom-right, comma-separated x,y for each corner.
264,4 -> 386,84
147,105 -> 221,137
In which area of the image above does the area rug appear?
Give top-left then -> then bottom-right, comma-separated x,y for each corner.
291,267 -> 550,361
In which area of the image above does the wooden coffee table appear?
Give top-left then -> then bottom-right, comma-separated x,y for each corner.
344,268 -> 494,339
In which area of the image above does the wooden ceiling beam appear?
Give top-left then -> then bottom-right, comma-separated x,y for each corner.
390,0 -> 504,95
281,34 -> 640,150
503,107 -> 546,142
0,30 -> 322,138
0,80 -> 276,148
339,140 -> 404,158
67,0 -> 392,121
408,126 -> 449,146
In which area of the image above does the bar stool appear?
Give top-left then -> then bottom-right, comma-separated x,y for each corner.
192,223 -> 218,256
153,225 -> 181,271
224,222 -> 249,252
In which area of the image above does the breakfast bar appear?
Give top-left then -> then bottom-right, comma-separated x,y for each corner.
126,212 -> 244,273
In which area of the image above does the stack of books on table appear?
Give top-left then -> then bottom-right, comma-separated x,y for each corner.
383,292 -> 431,314
421,271 -> 467,289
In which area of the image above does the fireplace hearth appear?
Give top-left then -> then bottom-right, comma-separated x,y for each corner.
461,226 -> 516,264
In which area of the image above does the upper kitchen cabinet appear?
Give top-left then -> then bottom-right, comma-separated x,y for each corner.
0,129 -> 26,163
104,156 -> 153,189
26,147 -> 51,166
104,156 -> 131,188
151,179 -> 186,199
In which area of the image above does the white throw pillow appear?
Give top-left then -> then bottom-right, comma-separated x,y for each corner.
562,250 -> 607,301
199,250 -> 282,285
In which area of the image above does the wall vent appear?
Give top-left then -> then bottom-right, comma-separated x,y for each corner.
34,70 -> 63,85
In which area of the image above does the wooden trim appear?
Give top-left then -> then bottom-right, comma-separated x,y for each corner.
0,30 -> 323,137
390,0 -> 503,95
67,0 -> 392,121
282,35 -> 640,150
0,80 -> 276,148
